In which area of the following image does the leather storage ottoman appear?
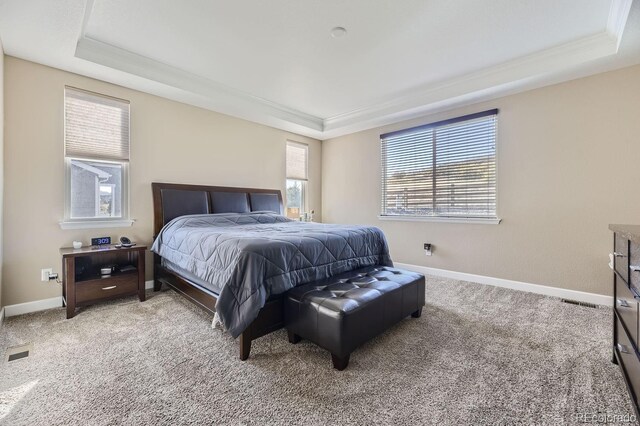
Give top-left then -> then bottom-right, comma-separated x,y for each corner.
284,265 -> 425,370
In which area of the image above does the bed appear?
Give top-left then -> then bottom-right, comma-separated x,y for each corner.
151,182 -> 392,360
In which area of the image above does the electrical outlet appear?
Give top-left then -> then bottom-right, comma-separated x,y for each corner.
41,268 -> 53,282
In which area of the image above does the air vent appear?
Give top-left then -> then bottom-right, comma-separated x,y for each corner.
8,351 -> 29,362
6,343 -> 33,362
561,299 -> 598,309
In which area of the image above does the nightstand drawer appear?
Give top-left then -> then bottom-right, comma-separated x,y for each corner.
616,276 -> 638,347
616,316 -> 640,405
76,273 -> 138,304
615,233 -> 630,283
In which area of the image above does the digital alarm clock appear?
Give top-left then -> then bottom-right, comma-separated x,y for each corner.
91,237 -> 111,246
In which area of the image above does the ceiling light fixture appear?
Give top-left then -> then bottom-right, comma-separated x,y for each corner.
330,27 -> 347,38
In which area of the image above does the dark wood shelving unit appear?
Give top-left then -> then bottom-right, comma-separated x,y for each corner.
75,268 -> 137,283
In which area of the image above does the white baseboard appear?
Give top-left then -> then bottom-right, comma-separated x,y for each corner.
2,282 -> 156,318
2,269 -> 611,318
395,263 -> 612,306
4,297 -> 64,318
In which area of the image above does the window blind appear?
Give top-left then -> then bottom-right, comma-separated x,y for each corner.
65,87 -> 130,161
381,109 -> 497,218
286,141 -> 308,181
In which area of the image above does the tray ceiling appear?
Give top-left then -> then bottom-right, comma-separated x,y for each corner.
0,0 -> 638,139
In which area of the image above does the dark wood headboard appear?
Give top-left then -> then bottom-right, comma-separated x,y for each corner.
152,182 -> 283,237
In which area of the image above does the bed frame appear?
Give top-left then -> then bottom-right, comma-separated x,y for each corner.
152,182 -> 286,360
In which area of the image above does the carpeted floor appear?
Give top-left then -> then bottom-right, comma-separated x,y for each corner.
0,277 -> 635,425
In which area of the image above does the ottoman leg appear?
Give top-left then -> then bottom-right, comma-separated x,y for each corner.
411,307 -> 423,318
288,330 -> 301,344
331,353 -> 350,371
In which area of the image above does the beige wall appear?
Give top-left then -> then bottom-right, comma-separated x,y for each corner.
3,56 -> 321,306
0,43 -> 4,309
4,55 -> 639,305
322,64 -> 640,297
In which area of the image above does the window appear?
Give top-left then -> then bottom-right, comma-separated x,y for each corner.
380,109 -> 498,222
62,87 -> 131,229
286,141 -> 308,219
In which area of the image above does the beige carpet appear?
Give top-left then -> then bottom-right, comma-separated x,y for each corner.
0,277 -> 635,425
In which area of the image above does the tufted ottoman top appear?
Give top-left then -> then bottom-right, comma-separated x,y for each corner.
286,266 -> 424,314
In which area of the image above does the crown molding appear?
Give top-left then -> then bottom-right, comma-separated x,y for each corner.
73,1 -> 631,140
321,31 -> 619,137
79,0 -> 95,39
608,0 -> 633,48
75,37 -> 324,133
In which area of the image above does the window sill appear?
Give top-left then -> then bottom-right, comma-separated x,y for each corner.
377,215 -> 501,225
59,219 -> 135,230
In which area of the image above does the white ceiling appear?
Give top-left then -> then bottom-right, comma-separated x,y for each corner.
0,0 -> 638,139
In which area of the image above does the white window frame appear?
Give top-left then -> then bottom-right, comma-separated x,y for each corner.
61,157 -> 132,229
286,178 -> 307,218
285,141 -> 309,219
378,110 -> 501,225
60,87 -> 133,230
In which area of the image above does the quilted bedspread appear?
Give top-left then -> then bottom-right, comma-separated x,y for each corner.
151,212 -> 393,337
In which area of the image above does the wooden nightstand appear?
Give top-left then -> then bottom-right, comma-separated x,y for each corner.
60,244 -> 147,319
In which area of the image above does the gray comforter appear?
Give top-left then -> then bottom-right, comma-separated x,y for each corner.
151,212 -> 393,337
